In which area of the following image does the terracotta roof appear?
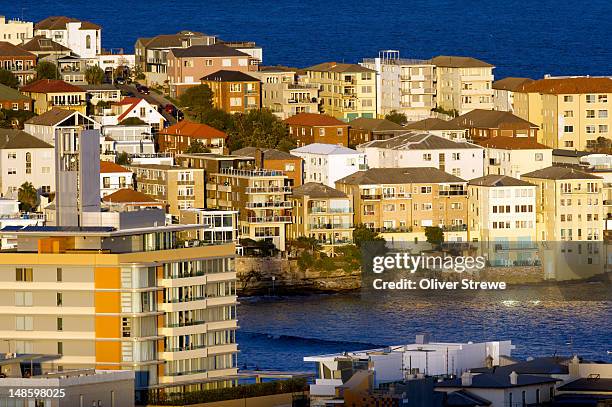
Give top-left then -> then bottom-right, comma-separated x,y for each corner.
284,113 -> 347,127
492,77 -> 534,91
469,175 -> 535,187
522,166 -> 602,180
24,107 -> 76,125
258,65 -> 299,73
21,79 -> 85,94
102,188 -> 160,204
348,118 -> 405,132
171,44 -> 247,58
359,132 -> 481,150
475,137 -> 550,150
200,70 -> 260,82
35,16 -> 100,30
431,55 -> 494,68
0,129 -> 53,149
305,62 -> 375,73
405,118 -> 465,131
232,147 -> 297,160
450,109 -> 538,129
518,77 -> 612,94
100,161 -> 130,173
160,120 -> 227,140
0,83 -> 31,101
20,36 -> 70,53
337,167 -> 466,185
116,97 -> 145,122
291,182 -> 347,198
0,41 -> 36,58
138,31 -> 208,49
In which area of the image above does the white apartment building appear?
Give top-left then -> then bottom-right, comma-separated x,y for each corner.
290,143 -> 367,188
0,129 -> 54,199
0,16 -> 33,45
34,16 -> 101,58
100,161 -> 134,198
361,50 -> 437,121
101,124 -> 156,155
357,132 -> 484,180
478,138 -> 553,179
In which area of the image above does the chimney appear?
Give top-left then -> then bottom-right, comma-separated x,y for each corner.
509,371 -> 518,385
485,355 -> 494,369
568,355 -> 580,378
461,372 -> 472,386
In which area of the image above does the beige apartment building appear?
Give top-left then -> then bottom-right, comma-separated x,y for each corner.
0,16 -> 33,45
476,137 -> 552,179
126,163 -> 206,218
288,182 -> 354,251
335,167 -> 469,241
513,77 -> 612,150
303,62 -> 377,121
432,56 -> 495,115
253,67 -> 320,119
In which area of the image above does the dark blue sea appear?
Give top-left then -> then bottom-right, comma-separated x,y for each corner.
12,0 -> 612,79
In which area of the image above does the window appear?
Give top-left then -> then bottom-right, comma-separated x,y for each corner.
57,268 -> 62,282
564,141 -> 574,147
229,97 -> 242,107
103,177 -> 111,188
586,94 -> 596,103
15,292 -> 33,306
563,110 -> 573,117
122,318 -> 131,338
205,59 -> 213,66
535,153 -> 543,161
86,35 -> 91,49
57,317 -> 63,331
423,153 -> 432,161
452,153 -> 460,160
451,168 -> 461,176
222,59 -> 232,67
16,316 -> 33,331
564,125 -> 574,133
229,83 -> 241,92
599,125 -> 608,133
563,95 -> 573,102
7,168 -> 16,175
57,342 -> 63,355
586,109 -> 595,118
599,110 -> 608,118
57,293 -> 63,306
586,125 -> 595,134
16,268 -> 33,281
420,186 -> 432,194
238,58 -> 248,66
139,107 -> 146,117
599,94 -> 608,103
337,127 -> 344,136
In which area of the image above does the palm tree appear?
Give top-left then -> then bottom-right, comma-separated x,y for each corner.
18,182 -> 38,212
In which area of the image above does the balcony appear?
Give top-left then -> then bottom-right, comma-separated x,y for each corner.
308,207 -> 352,214
220,168 -> 284,177
247,216 -> 292,223
377,227 -> 413,233
309,223 -> 353,230
382,193 -> 411,199
361,194 -> 382,200
316,238 -> 353,245
489,158 -> 500,165
245,186 -> 292,194
438,190 -> 468,196
245,201 -> 292,209
441,224 -> 468,232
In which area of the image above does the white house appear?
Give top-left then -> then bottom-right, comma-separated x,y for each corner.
24,108 -> 100,146
101,125 -> 155,155
478,137 -> 553,179
96,97 -> 165,132
358,132 -> 484,180
99,161 -> 134,198
0,198 -> 45,249
79,84 -> 122,105
0,16 -> 33,45
290,143 -> 367,188
34,16 -> 101,58
0,129 -> 54,199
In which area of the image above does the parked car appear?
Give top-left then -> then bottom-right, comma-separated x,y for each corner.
138,86 -> 150,95
164,104 -> 176,114
114,77 -> 126,85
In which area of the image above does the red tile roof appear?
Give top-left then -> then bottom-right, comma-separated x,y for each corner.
100,160 -> 130,173
519,77 -> 612,94
35,16 -> 100,30
160,119 -> 227,139
475,137 -> 551,150
284,113 -> 347,127
102,188 -> 161,204
115,97 -> 145,122
20,79 -> 85,94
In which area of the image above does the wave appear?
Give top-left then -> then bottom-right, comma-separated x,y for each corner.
237,330 -> 385,349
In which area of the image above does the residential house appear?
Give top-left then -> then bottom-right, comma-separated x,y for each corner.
232,146 -> 303,186
360,50 -> 436,120
303,62 -> 377,121
107,97 -> 165,131
54,54 -> 98,84
450,109 -> 539,140
288,182 -> 353,251
492,77 -> 534,112
348,117 -> 406,146
100,161 -> 133,197
19,79 -> 87,115
0,83 -> 32,111
0,16 -> 33,45
79,83 -> 122,106
404,117 -> 467,141
0,41 -> 36,85
168,44 -> 255,97
158,119 -> 227,155
357,132 -> 484,180
284,113 -> 350,146
19,35 -> 71,59
199,70 -> 261,113
432,55 -> 495,115
101,124 -> 156,156
513,77 -> 612,150
335,167 -> 469,241
101,188 -> 164,211
24,108 -> 100,146
253,67 -> 319,119
34,16 -> 101,58
291,143 -> 367,188
0,129 -> 54,198
476,137 -> 552,179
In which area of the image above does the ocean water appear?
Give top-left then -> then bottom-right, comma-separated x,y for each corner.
11,0 -> 612,78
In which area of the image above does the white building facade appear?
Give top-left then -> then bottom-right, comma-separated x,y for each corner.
291,143 -> 367,188
35,17 -> 101,58
0,16 -> 33,45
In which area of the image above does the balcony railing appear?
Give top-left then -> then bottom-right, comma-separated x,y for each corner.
308,207 -> 352,214
248,216 -> 292,223
438,190 -> 467,196
309,223 -> 353,230
317,238 -> 353,245
220,168 -> 284,177
442,225 -> 468,232
361,194 -> 382,200
382,193 -> 410,199
245,201 -> 292,209
245,186 -> 292,194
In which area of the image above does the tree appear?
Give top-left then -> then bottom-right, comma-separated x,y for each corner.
587,137 -> 612,154
116,152 -> 130,165
178,84 -> 214,119
120,117 -> 146,126
85,65 -> 105,85
424,226 -> 444,246
18,182 -> 38,212
352,224 -> 385,249
198,107 -> 234,131
185,140 -> 210,154
0,69 -> 19,88
385,110 -> 408,125
227,109 -> 294,152
35,61 -> 60,80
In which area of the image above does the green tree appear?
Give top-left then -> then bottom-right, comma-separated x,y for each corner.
120,117 -> 146,126
227,109 -> 293,151
178,84 -> 214,119
198,107 -> 234,131
116,152 -> 130,165
85,65 -> 105,85
352,224 -> 385,248
35,61 -> 60,80
0,69 -> 19,88
424,226 -> 444,246
18,182 -> 38,212
185,140 -> 211,154
384,110 -> 408,125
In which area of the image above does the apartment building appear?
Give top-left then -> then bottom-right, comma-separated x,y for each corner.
476,137 -> 552,179
347,117 -> 406,146
0,16 -> 33,45
361,50 -> 436,120
492,77 -> 534,112
0,41 -> 36,85
450,109 -> 539,140
522,166 -> 604,242
468,175 -> 537,264
284,113 -> 350,146
291,143 -> 367,187
253,67 -> 319,119
25,108 -> 100,146
0,83 -> 32,111
303,62 -> 376,121
513,77 -> 612,150
20,35 -> 71,59
34,16 -> 101,58
158,120 -> 227,155
232,147 -> 303,187
199,70 -> 261,114
357,132 -> 484,180
179,208 -> 239,246
126,163 -> 206,217
20,79 -> 87,115
431,56 -> 495,115
288,182 -> 353,251
167,44 -> 255,97
335,167 -> 469,238
100,161 -> 133,198
404,118 -> 467,141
